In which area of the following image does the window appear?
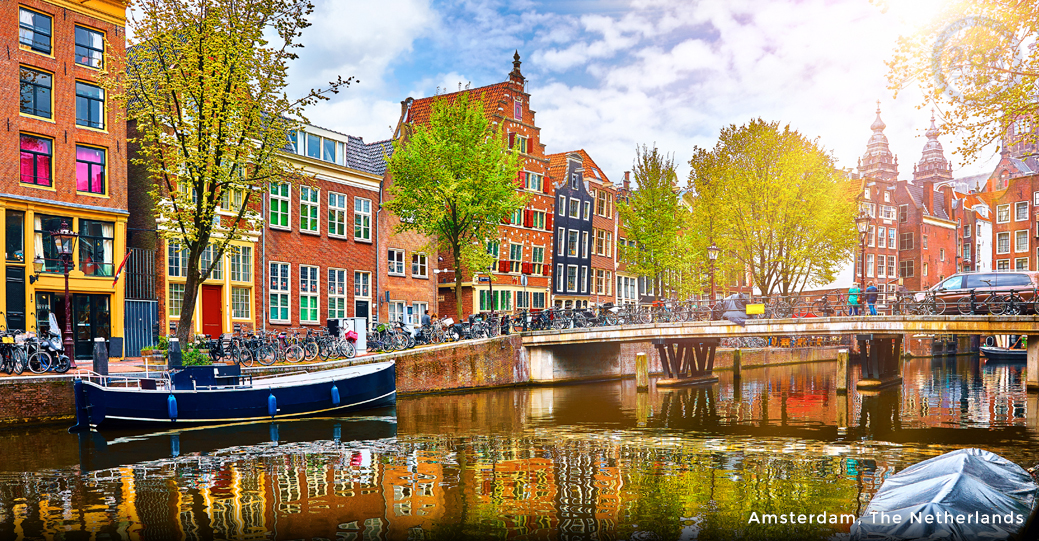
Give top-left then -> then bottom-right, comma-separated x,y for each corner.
6,211 -> 24,263
531,210 -> 545,229
923,262 -> 928,277
888,228 -> 895,248
79,219 -> 113,277
231,287 -> 250,319
1016,201 -> 1029,221
199,244 -> 223,280
996,259 -> 1010,272
1035,192 -> 1039,206
877,255 -> 886,278
388,301 -> 405,323
1016,230 -> 1028,252
566,265 -> 578,292
328,268 -> 347,319
300,265 -> 318,323
74,25 -> 104,68
567,230 -> 578,256
569,199 -> 580,218
532,246 -> 545,274
922,235 -> 928,249
557,228 -> 565,256
299,186 -> 319,233
510,207 -> 522,225
514,98 -> 522,120
411,253 -> 427,277
595,229 -> 606,255
1016,257 -> 1029,270
899,232 -> 914,251
963,224 -> 971,238
881,205 -> 896,220
997,232 -> 1011,254
270,182 -> 290,228
509,243 -> 522,273
168,242 -> 186,277
899,259 -> 915,277
328,192 -> 347,237
524,172 -> 543,192
558,195 -> 565,215
884,191 -> 891,203
218,189 -> 243,213
583,201 -> 591,220
877,227 -> 886,248
866,254 -> 874,278
556,264 -> 564,292
75,82 -> 104,129
33,215 -> 70,272
570,172 -> 580,190
354,271 -> 370,298
307,133 -> 321,159
413,302 -> 427,322
868,226 -> 875,247
169,284 -> 185,317
581,231 -> 589,258
20,67 -> 51,118
888,256 -> 895,278
269,262 -> 290,322
939,248 -> 945,262
20,134 -> 51,187
863,187 -> 871,200
354,198 -> 371,240
997,204 -> 1010,223
532,291 -> 546,309
485,240 -> 500,271
596,190 -> 613,217
517,290 -> 529,309
19,8 -> 51,54
71,145 -> 107,194
963,243 -> 971,262
580,267 -> 589,293
388,249 -> 405,275
898,205 -> 908,223
229,246 -> 252,282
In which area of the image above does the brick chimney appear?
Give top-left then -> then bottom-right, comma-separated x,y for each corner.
623,171 -> 630,192
923,180 -> 935,214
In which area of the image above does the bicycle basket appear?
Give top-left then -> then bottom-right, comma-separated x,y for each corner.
376,323 -> 386,333
345,330 -> 358,342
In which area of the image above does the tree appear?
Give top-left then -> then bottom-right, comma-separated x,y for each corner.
688,119 -> 858,296
385,92 -> 524,321
886,0 -> 1039,162
617,145 -> 696,301
105,0 -> 351,344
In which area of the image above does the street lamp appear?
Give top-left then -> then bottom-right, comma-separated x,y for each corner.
52,221 -> 79,369
855,212 -> 871,286
28,255 -> 45,284
707,242 -> 720,303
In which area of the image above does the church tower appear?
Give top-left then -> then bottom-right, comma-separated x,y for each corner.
856,101 -> 899,182
913,110 -> 953,183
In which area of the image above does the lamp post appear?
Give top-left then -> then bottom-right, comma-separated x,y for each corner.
855,212 -> 871,287
707,242 -> 720,302
51,221 -> 79,369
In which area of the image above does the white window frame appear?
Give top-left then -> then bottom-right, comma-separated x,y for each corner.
581,231 -> 589,258
411,252 -> 428,278
354,271 -> 371,298
556,264 -> 564,292
996,259 -> 1010,272
354,197 -> 372,241
580,266 -> 588,293
1015,257 -> 1029,270
328,192 -> 348,238
877,255 -> 886,278
532,245 -> 545,274
568,198 -> 579,218
566,265 -> 578,292
508,243 -> 522,273
328,268 -> 347,319
866,254 -> 874,278
1015,201 -> 1029,221
557,228 -> 565,256
997,204 -> 1010,224
167,242 -> 186,277
877,227 -> 886,248
557,195 -> 565,215
997,232 -> 1011,254
229,246 -> 252,282
583,201 -> 591,220
388,248 -> 406,276
270,182 -> 291,230
269,262 -> 290,323
169,283 -> 185,317
567,230 -> 578,257
300,264 -> 319,324
1015,230 -> 1029,253
300,185 -> 319,233
231,287 -> 251,319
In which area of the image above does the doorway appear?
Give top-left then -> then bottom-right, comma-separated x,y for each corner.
36,292 -> 111,359
355,300 -> 369,329
201,285 -> 223,338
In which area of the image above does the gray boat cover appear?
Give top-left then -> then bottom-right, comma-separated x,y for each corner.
719,293 -> 749,327
851,448 -> 1037,540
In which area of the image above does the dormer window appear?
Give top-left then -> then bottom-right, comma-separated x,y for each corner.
571,172 -> 579,190
864,188 -> 871,200
514,99 -> 522,120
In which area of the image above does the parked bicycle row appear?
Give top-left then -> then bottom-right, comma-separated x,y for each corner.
0,311 -> 72,375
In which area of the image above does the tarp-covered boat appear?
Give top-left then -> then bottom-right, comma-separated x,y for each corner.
70,361 -> 395,430
851,448 -> 1038,540
981,346 -> 1027,363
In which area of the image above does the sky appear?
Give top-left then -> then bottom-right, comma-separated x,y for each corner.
286,0 -> 1001,185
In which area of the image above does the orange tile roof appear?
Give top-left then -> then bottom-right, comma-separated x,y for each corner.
404,82 -> 515,127
546,149 -> 614,191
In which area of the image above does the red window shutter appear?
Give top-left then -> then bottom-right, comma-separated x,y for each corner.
508,132 -> 515,149
522,262 -> 531,274
523,209 -> 532,228
543,175 -> 550,194
499,260 -> 510,273
543,264 -> 551,276
546,213 -> 553,231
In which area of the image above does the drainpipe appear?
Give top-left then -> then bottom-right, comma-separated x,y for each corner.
262,190 -> 267,333
376,178 -> 383,324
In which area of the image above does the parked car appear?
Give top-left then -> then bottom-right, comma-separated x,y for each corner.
928,271 -> 1039,314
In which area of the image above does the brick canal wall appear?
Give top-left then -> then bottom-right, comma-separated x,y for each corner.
0,376 -> 76,427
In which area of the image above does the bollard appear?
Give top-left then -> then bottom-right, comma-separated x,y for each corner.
93,337 -> 109,376
733,348 -> 742,380
168,338 -> 182,368
836,349 -> 849,394
635,352 -> 649,391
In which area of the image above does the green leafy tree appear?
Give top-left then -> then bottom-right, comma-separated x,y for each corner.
617,145 -> 696,301
104,0 -> 351,344
689,119 -> 858,296
886,0 -> 1039,162
385,92 -> 524,321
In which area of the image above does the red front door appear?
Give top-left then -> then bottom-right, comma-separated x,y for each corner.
201,285 -> 223,338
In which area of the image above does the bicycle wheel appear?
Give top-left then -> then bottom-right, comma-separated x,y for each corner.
256,344 -> 277,366
988,296 -> 1008,316
12,348 -> 26,375
53,354 -> 71,373
28,350 -> 51,374
790,299 -> 806,318
233,342 -> 254,368
342,341 -> 356,359
1004,297 -> 1024,315
284,345 -> 304,363
488,320 -> 501,337
303,341 -> 319,361
926,298 -> 947,315
812,300 -> 832,318
957,297 -> 975,315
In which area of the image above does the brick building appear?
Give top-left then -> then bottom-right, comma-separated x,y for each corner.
3,0 -> 129,358
583,151 -> 618,307
614,172 -> 639,306
548,151 -> 594,308
395,53 -> 553,319
981,173 -> 1039,273
261,125 -> 388,333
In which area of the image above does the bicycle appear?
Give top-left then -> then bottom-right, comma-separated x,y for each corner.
956,280 -> 1004,315
811,290 -> 847,317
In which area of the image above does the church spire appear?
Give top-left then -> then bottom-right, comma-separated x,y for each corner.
914,108 -> 952,182
857,101 -> 898,182
509,50 -> 525,85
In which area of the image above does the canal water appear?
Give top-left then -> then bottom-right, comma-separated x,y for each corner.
0,356 -> 1037,540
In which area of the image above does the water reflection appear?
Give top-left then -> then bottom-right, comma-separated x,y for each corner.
0,357 -> 1036,540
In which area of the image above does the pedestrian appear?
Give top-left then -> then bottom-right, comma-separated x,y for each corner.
848,282 -> 861,316
865,281 -> 879,316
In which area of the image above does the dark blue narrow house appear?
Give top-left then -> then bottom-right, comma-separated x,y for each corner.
549,152 -> 594,308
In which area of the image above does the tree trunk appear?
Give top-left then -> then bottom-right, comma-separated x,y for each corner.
175,245 -> 203,347
453,244 -> 464,323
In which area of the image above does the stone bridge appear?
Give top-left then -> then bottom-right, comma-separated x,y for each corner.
520,315 -> 1039,392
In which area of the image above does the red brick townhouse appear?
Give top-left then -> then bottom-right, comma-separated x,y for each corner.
2,0 -> 131,358
980,173 -> 1039,274
394,52 -> 554,318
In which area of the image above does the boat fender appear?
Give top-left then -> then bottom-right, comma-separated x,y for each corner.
167,394 -> 178,421
268,392 -> 277,417
331,384 -> 341,406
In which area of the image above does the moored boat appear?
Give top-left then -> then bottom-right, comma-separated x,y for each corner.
69,361 -> 395,431
980,346 -> 1027,363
